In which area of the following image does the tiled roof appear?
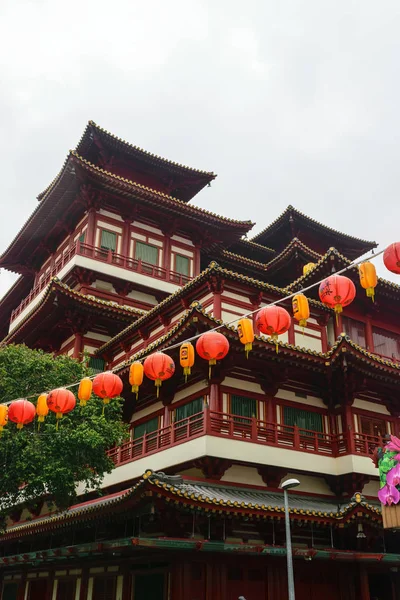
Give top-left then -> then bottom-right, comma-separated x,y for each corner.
251,205 -> 377,251
1,279 -> 143,346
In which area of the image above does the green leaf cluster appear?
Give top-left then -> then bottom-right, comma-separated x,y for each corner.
0,345 -> 128,521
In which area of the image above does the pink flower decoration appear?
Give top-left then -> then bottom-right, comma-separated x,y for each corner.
386,435 -> 400,452
378,484 -> 400,506
387,463 -> 400,487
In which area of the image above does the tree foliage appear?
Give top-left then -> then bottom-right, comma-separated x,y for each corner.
0,345 -> 128,521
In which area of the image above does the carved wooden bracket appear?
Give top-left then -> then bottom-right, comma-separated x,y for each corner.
194,457 -> 232,480
257,466 -> 288,488
324,473 -> 371,497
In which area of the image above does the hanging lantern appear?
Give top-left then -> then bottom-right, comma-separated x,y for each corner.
196,331 -> 230,377
93,372 -> 123,409
36,393 -> 49,429
129,362 -> 144,399
318,275 -> 356,315
256,305 -> 291,353
237,318 -> 254,358
292,294 -> 310,328
179,343 -> 195,382
8,399 -> 36,430
78,378 -> 93,407
0,405 -> 8,433
383,242 -> 400,275
47,388 -> 76,429
303,262 -> 316,276
359,262 -> 377,301
143,353 -> 175,397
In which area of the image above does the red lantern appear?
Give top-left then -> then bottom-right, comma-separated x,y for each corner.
143,353 -> 175,397
92,372 -> 123,408
47,388 -> 76,428
196,331 -> 229,377
256,305 -> 291,352
318,275 -> 356,315
8,399 -> 36,430
384,242 -> 400,275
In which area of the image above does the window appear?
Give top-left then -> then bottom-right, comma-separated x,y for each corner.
88,356 -> 105,374
175,254 -> 190,276
372,327 -> 400,360
359,416 -> 387,438
92,577 -> 116,600
135,241 -> 158,265
283,406 -> 323,433
2,583 -> 19,600
175,397 -> 203,423
100,230 -> 117,252
56,580 -> 75,600
231,395 -> 257,422
133,416 -> 159,440
78,232 -> 86,244
342,317 -> 366,347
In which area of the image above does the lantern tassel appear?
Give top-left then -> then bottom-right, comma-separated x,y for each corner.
366,287 -> 375,302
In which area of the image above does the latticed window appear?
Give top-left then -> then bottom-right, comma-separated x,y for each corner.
342,316 -> 366,347
1,583 -> 19,600
78,232 -> 86,244
56,580 -> 75,600
88,356 -> 105,374
135,241 -> 158,265
359,416 -> 387,438
283,406 -> 323,433
133,416 -> 159,440
372,326 -> 400,360
92,577 -> 117,600
175,254 -> 190,276
175,397 -> 203,423
231,395 -> 257,421
100,230 -> 117,251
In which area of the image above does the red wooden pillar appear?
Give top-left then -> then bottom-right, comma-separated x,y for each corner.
266,397 -> 275,424
359,566 -> 370,600
333,314 -> 343,339
213,292 -> 222,320
121,219 -> 131,259
163,403 -> 172,427
209,383 -> 220,412
73,333 -> 83,360
365,317 -> 374,351
86,207 -> 97,247
194,244 -> 201,276
163,234 -> 171,273
344,403 -> 356,454
288,319 -> 295,345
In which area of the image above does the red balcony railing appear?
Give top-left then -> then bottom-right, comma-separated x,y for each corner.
107,408 -> 382,467
10,242 -> 192,322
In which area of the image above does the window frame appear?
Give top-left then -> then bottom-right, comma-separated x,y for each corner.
134,240 -> 159,266
132,416 -> 160,440
173,253 -> 191,277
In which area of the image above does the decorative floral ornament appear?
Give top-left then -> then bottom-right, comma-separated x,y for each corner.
378,483 -> 400,506
386,463 -> 400,488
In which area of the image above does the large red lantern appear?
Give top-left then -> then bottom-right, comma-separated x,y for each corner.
92,372 -> 123,409
8,399 -> 36,430
47,388 -> 76,428
384,242 -> 400,275
143,353 -> 175,397
318,275 -> 356,315
196,331 -> 229,377
256,305 -> 291,352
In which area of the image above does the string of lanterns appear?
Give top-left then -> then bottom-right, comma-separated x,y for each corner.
0,241 -> 399,434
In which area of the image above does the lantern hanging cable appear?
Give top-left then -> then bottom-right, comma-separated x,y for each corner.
0,246 -> 388,407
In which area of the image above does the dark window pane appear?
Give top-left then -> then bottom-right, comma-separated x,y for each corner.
231,395 -> 257,423
92,577 -> 116,600
56,580 -> 75,600
100,230 -> 117,251
175,255 -> 189,276
88,356 -> 105,374
2,583 -> 19,600
133,417 -> 159,439
175,397 -> 203,422
283,406 -> 323,433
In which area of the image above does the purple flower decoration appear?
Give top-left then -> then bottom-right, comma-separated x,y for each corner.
378,484 -> 400,505
386,435 -> 400,452
387,463 -> 400,487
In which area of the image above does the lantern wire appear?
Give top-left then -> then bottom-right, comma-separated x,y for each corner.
0,247 -> 388,407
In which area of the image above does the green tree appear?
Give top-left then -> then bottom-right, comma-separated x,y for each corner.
0,345 -> 128,522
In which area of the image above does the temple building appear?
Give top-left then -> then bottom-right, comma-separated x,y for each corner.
0,122 -> 400,600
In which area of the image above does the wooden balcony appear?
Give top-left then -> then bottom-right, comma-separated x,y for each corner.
10,241 -> 192,322
107,408 -> 382,468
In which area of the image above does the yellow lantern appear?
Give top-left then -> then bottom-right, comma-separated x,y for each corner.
180,342 -> 195,382
292,293 -> 310,328
303,263 -> 316,276
237,318 -> 254,358
359,261 -> 377,301
78,378 -> 93,406
36,393 -> 49,425
129,362 -> 144,399
0,405 -> 8,433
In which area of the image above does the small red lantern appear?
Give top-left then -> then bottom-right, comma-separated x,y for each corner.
383,242 -> 400,275
196,331 -> 229,377
143,353 -> 175,397
8,399 -> 36,430
47,388 -> 76,428
92,372 -> 123,409
256,305 -> 291,352
319,274 -> 356,316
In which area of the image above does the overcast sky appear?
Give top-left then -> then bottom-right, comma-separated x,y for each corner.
1,0 -> 399,298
